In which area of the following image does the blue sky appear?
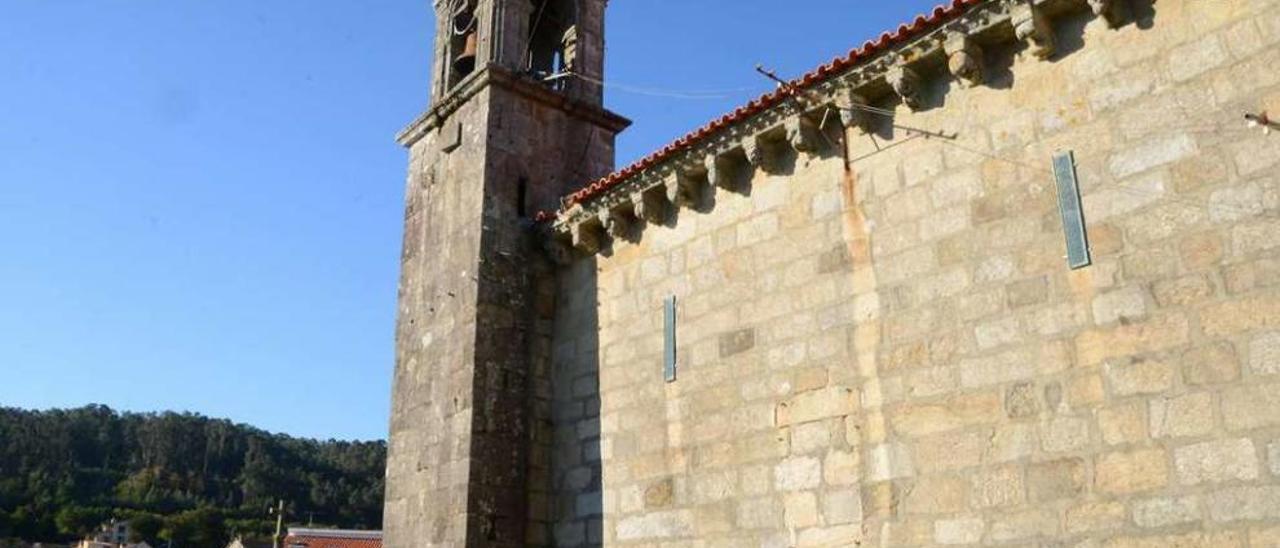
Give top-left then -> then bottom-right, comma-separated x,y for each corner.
0,0 -> 940,441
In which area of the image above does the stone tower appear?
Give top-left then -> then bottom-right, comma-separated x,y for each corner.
384,0 -> 627,546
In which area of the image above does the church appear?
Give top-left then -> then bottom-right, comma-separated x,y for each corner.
383,0 -> 1280,545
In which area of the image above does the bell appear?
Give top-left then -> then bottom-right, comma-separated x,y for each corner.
453,31 -> 478,76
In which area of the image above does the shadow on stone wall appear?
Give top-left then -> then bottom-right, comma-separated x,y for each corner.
548,256 -> 602,547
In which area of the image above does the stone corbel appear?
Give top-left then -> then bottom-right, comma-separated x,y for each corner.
1087,0 -> 1124,28
1012,1 -> 1056,60
944,33 -> 985,88
885,65 -> 924,111
739,137 -> 765,171
598,207 -> 630,240
631,189 -> 665,224
835,90 -> 874,133
570,219 -> 601,254
785,115 -> 818,153
665,170 -> 699,208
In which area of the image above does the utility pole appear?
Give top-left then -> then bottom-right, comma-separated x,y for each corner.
271,500 -> 285,548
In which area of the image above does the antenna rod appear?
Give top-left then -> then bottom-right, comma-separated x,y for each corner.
273,500 -> 285,548
754,64 -> 790,89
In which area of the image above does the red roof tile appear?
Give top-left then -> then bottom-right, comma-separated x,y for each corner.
556,0 -> 984,213
282,531 -> 382,548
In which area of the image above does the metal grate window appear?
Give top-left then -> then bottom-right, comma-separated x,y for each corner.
664,295 -> 677,382
1052,150 -> 1091,270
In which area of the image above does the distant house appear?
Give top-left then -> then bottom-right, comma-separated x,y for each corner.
281,528 -> 381,548
83,519 -> 129,546
73,519 -> 150,548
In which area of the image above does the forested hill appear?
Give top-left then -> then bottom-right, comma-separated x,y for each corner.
0,405 -> 385,546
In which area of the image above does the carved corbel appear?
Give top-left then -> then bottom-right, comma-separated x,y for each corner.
665,170 -> 699,207
1087,0 -> 1125,28
885,65 -> 924,111
944,33 -> 985,88
835,90 -> 874,133
1012,1 -> 1056,59
631,189 -> 665,224
739,137 -> 765,170
785,115 -> 818,153
570,219 -> 601,254
598,207 -> 630,240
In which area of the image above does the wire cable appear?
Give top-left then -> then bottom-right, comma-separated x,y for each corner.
566,72 -> 763,100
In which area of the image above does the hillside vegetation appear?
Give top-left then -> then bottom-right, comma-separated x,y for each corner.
0,405 -> 385,546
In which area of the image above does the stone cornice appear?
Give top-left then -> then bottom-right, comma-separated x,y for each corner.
548,0 -> 1120,259
397,64 -> 631,148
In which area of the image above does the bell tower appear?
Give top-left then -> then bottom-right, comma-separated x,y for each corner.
384,1 -> 628,547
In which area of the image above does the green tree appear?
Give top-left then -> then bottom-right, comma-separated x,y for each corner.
53,506 -> 107,538
0,509 -> 12,538
162,508 -> 227,548
128,512 -> 163,543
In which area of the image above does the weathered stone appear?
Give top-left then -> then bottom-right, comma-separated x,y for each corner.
886,64 -> 925,110
1132,495 -> 1201,528
1108,134 -> 1196,178
616,510 -> 694,540
1272,440 -> 1280,477
736,497 -> 782,529
1207,486 -> 1280,522
1174,438 -> 1259,485
1152,275 -> 1215,307
1041,415 -> 1091,453
775,387 -> 858,427
906,474 -> 969,515
867,442 -> 914,482
1221,382 -> 1280,431
990,508 -> 1056,542
1103,531 -> 1245,548
1098,401 -> 1147,446
1105,358 -> 1175,396
890,392 -> 1003,435
823,488 -> 862,525
1079,314 -> 1190,367
783,491 -> 819,529
934,517 -> 984,545
1007,276 -> 1047,308
774,457 -> 821,492
1067,501 -> 1126,534
1183,342 -> 1241,385
1150,392 -> 1214,439
1011,0 -> 1055,59
1179,231 -> 1224,268
1028,458 -> 1086,502
1251,331 -> 1280,375
645,478 -> 674,509
1093,286 -> 1148,325
970,465 -> 1023,508
1005,381 -> 1039,418
1096,448 -> 1169,494
1200,296 -> 1280,337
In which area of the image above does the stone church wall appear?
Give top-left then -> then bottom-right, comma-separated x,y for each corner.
548,1 -> 1280,545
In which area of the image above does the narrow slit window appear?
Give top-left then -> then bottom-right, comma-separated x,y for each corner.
516,177 -> 528,218
663,295 -> 677,382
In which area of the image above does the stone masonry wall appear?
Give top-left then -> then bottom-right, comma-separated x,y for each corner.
386,88 -> 491,547
549,0 -> 1280,545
